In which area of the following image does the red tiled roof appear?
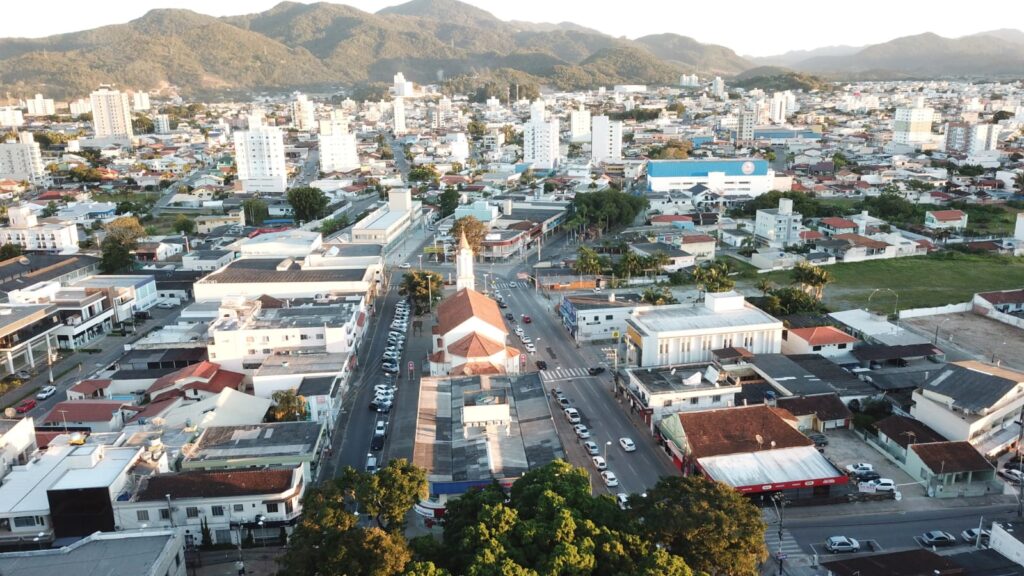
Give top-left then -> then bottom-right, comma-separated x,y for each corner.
910,441 -> 990,473
126,397 -> 178,423
833,233 -> 889,250
447,332 -> 506,358
148,361 -> 221,394
680,234 -> 715,244
43,400 -> 124,424
788,326 -> 858,346
820,217 -> 857,229
137,468 -> 297,500
450,362 -> 505,376
928,209 -> 966,221
977,289 -> 1024,306
800,230 -> 824,240
674,405 -> 810,458
71,379 -> 112,395
184,369 -> 244,394
436,289 -> 506,336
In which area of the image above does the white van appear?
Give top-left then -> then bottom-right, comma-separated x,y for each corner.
365,455 -> 378,473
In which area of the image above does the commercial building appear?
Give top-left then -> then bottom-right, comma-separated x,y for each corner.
0,529 -> 187,576
89,87 -> 134,145
647,159 -> 776,196
130,91 -> 150,111
523,99 -> 559,171
590,115 -> 622,163
24,93 -> 55,117
350,188 -> 421,247
0,107 -> 24,128
318,114 -> 359,173
624,292 -> 783,367
0,132 -> 44,184
290,92 -> 316,131
234,113 -> 287,194
0,205 -> 77,254
181,421 -> 326,483
754,198 -> 802,248
559,292 -> 644,343
193,255 -> 382,303
73,275 -> 158,321
618,363 -> 741,430
0,304 -> 60,376
735,108 -> 755,144
9,282 -> 115,350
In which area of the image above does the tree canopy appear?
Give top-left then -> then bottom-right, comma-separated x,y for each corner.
241,198 -> 269,226
100,216 -> 146,273
690,260 -> 735,294
574,245 -> 609,275
571,190 -> 648,232
438,188 -> 460,218
173,214 -> 196,235
647,140 -> 692,160
271,389 -> 307,422
287,186 -> 330,223
399,270 -> 443,315
450,216 -> 487,256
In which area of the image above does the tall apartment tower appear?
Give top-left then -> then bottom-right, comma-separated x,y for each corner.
154,114 -> 172,135
736,108 -> 755,144
90,86 -> 134,144
290,93 -> 316,132
0,132 -> 44,183
392,97 -> 407,135
711,76 -> 727,100
131,91 -> 151,111
893,105 -> 934,146
590,115 -> 622,163
569,103 -> 591,142
24,94 -> 55,116
769,92 -> 789,124
234,113 -> 287,194
319,112 -> 359,173
523,99 -> 559,170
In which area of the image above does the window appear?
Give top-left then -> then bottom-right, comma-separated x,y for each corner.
285,500 -> 293,514
233,504 -> 244,512
247,349 -> 256,355
812,345 -> 822,351
137,510 -> 150,522
160,509 -> 170,520
712,395 -> 721,403
13,516 -> 36,527
262,348 -> 271,354
211,506 -> 224,517
266,503 -> 279,513
300,334 -> 309,341
690,397 -> 699,405
186,507 -> 200,519
838,343 -> 848,349
316,334 -> 324,340
605,315 -> 613,320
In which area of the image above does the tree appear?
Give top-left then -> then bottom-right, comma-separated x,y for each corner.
0,244 -> 22,260
756,278 -> 775,296
467,120 -> 486,139
438,187 -> 460,218
791,261 -> 831,300
574,246 -> 607,275
571,189 -> 648,232
319,214 -> 350,236
690,260 -> 735,294
173,214 -> 196,235
271,389 -> 307,422
287,187 -> 330,223
647,140 -> 692,160
641,286 -> 678,305
132,115 -> 154,134
399,271 -> 443,315
241,198 -> 269,226
41,201 -> 59,218
200,518 -> 212,548
629,476 -> 766,576
409,165 -> 439,183
450,216 -> 487,256
100,217 -> 146,273
616,250 -> 645,278
337,459 -> 427,532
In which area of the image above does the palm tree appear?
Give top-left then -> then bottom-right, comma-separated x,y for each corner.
641,287 -> 679,305
616,251 -> 645,279
756,278 -> 775,297
791,262 -> 831,300
271,390 -> 307,422
574,246 -> 605,275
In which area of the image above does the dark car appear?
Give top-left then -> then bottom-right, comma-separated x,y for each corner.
536,360 -> 548,370
370,435 -> 385,451
505,313 -> 515,321
588,367 -> 606,375
522,315 -> 532,324
1004,459 -> 1024,472
807,432 -> 829,447
498,301 -> 508,309
853,471 -> 881,483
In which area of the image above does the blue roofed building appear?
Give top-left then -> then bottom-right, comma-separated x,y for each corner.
647,159 -> 776,196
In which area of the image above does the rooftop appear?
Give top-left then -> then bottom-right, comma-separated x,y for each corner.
137,467 -> 297,500
919,362 -> 1023,413
213,302 -> 357,332
647,159 -> 770,178
663,404 -> 811,458
627,363 -> 725,394
698,445 -> 844,490
197,258 -> 369,285
875,414 -> 946,447
437,288 -> 506,335
255,351 -> 349,377
626,297 -> 780,336
0,530 -> 180,576
910,441 -> 991,473
185,421 -> 324,464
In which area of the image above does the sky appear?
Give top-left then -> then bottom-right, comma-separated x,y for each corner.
1,0 -> 1020,56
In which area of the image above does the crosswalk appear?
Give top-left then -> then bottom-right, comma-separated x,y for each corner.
765,528 -> 804,557
540,367 -> 591,381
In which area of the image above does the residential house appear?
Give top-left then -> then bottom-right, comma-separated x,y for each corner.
629,242 -> 695,272
775,393 -> 852,432
818,217 -> 858,237
925,210 -> 968,231
781,326 -> 858,358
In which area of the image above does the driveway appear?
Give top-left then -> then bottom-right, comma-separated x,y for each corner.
823,428 -> 924,498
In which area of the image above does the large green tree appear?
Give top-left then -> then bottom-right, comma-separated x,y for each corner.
337,459 -> 427,533
574,246 -> 608,275
399,270 -> 443,315
450,216 -> 487,256
0,243 -> 22,260
571,190 -> 648,232
173,214 -> 196,235
438,188 -> 460,218
241,198 -> 269,226
629,476 -> 767,576
287,186 -> 330,223
100,216 -> 146,273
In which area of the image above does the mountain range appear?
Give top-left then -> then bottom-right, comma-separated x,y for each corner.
0,0 -> 1021,99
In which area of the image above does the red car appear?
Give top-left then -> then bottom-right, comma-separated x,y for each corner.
15,399 -> 36,414
522,315 -> 532,324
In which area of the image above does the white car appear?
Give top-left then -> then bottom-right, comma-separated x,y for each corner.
36,385 -> 57,400
398,263 -> 411,269
619,438 -> 636,452
583,441 -> 599,455
564,408 -> 581,424
574,424 -> 591,439
601,471 -> 619,487
866,478 -> 896,492
374,421 -> 387,437
592,456 -> 607,470
824,536 -> 860,553
520,335 -> 532,344
524,343 -> 536,354
616,493 -> 629,510
845,463 -> 874,474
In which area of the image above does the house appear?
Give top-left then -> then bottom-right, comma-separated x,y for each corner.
629,242 -> 695,272
41,400 -> 127,432
775,393 -> 852,431
679,234 -> 717,261
925,209 -> 968,230
907,441 -> 997,498
145,361 -> 245,402
181,421 -> 325,483
429,289 -> 521,376
818,217 -> 858,237
780,326 -> 858,358
910,361 -> 1024,456
874,414 -> 946,462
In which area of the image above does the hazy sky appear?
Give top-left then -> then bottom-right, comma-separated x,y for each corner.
2,0 -> 1019,56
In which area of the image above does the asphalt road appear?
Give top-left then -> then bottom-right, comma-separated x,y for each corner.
783,502 -> 1017,555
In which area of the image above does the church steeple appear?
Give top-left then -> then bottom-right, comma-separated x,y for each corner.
456,230 -> 475,292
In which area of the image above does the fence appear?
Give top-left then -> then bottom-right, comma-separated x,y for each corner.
897,301 -> 972,319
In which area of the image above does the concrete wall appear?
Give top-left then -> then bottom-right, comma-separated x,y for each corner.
898,302 -> 972,319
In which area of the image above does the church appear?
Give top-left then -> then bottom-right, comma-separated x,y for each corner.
428,233 -> 522,376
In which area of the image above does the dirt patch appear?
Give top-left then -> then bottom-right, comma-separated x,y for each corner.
903,313 -> 1024,372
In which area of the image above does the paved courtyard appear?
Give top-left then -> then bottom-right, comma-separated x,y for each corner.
903,312 -> 1024,372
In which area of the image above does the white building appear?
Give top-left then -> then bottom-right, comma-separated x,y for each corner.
24,93 -> 55,116
590,115 -> 622,163
154,114 -> 171,135
0,132 -> 44,183
0,205 -> 78,253
523,99 -> 559,170
447,132 -> 470,163
736,108 -> 755,144
625,292 -> 782,367
569,103 -> 591,142
318,115 -> 359,173
69,98 -> 92,116
90,87 -> 134,145
392,97 -> 407,135
0,107 -> 25,128
893,105 -> 934,146
647,159 -> 777,197
131,91 -> 150,111
769,92 -> 789,124
680,74 -> 700,87
234,114 -> 287,194
754,198 -> 802,248
711,76 -> 727,99
428,288 -> 521,376
351,188 -> 421,247
393,72 -> 414,98
290,93 -> 316,132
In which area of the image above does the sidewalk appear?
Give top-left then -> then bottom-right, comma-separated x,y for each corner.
783,492 -> 1018,521
194,547 -> 285,576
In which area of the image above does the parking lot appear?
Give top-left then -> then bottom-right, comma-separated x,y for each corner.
820,428 -> 925,498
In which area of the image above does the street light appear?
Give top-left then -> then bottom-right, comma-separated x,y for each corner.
868,288 -> 900,326
604,441 -> 612,461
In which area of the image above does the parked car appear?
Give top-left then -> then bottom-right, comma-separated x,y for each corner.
558,397 -> 571,408
370,435 -> 385,451
583,441 -> 600,455
961,528 -> 990,544
588,367 -> 606,375
36,385 -> 57,400
1004,459 -> 1024,472
845,463 -> 874,475
999,468 -> 1024,484
505,313 -> 515,321
574,424 -> 591,439
866,478 -> 896,492
398,263 -> 411,269
922,531 -> 956,546
381,363 -> 399,374
564,408 -> 581,424
522,315 -> 532,324
365,455 -> 378,473
616,493 -> 630,510
15,399 -> 36,414
374,421 -> 387,436
552,388 -> 566,401
807,432 -> 829,447
619,437 -> 636,452
591,456 -> 607,470
853,471 -> 881,483
15,370 -> 30,380
601,471 -> 619,487
824,536 -> 861,553
498,301 -> 508,309
157,302 -> 175,309
536,360 -> 548,370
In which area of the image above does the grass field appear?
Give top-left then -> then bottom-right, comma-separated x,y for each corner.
734,253 -> 1024,312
